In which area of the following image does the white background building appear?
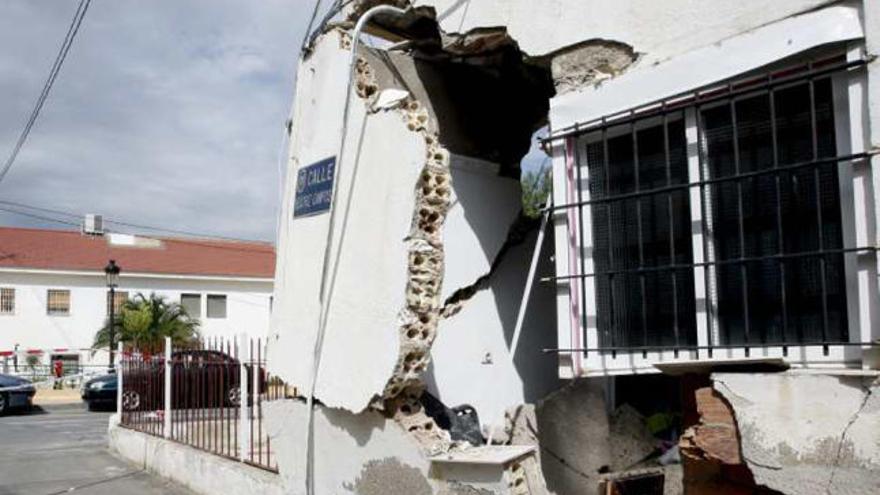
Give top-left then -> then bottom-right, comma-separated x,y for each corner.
0,226 -> 274,372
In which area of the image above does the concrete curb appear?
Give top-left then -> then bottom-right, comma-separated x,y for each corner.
108,422 -> 283,495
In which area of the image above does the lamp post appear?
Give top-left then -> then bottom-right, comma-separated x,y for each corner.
104,260 -> 121,369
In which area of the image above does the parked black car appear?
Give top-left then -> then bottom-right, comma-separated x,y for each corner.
0,374 -> 36,415
81,373 -> 118,411
120,350 -> 264,411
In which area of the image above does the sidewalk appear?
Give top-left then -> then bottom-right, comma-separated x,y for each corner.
33,388 -> 83,409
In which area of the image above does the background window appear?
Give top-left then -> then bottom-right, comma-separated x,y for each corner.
47,289 -> 71,316
206,294 -> 226,319
106,291 -> 128,315
0,288 -> 14,314
181,293 -> 201,318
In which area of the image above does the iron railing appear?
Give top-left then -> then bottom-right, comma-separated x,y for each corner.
119,336 -> 291,472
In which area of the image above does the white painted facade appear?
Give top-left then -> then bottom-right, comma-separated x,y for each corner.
0,268 -> 272,370
259,1 -> 880,493
547,0 -> 880,377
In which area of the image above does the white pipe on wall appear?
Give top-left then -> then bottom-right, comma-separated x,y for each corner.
304,5 -> 409,495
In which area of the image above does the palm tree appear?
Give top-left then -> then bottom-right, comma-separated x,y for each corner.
93,292 -> 200,354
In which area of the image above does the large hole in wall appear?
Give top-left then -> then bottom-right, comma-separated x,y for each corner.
366,6 -> 556,178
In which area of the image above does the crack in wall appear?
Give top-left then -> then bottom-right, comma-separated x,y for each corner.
825,380 -> 875,493
441,213 -> 540,319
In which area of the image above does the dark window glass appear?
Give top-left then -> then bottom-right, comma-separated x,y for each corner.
586,117 -> 697,348
702,77 -> 847,344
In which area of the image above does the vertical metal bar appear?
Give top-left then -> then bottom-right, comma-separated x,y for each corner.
808,74 -> 830,355
769,85 -> 789,356
696,101 -> 713,358
234,338 -> 238,457
258,338 -> 263,466
249,338 -> 255,463
730,93 -> 752,354
572,125 -> 589,360
116,341 -> 123,421
633,118 -> 649,357
602,122 -> 617,358
663,109 -> 681,357
239,334 -> 248,462
226,341 -> 235,456
164,337 -> 171,439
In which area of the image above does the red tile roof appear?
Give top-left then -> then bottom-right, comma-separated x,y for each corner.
0,227 -> 275,279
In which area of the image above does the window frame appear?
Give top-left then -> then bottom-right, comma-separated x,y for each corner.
0,288 -> 14,315
180,293 -> 202,319
552,49 -> 875,375
106,290 -> 129,315
46,289 -> 71,316
206,294 -> 227,319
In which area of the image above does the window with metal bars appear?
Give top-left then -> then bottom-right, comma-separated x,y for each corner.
701,77 -> 848,345
106,290 -> 129,315
585,117 -> 697,348
556,56 -> 871,357
47,289 -> 71,316
0,288 -> 14,314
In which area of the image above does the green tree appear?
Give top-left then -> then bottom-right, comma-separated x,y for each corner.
93,292 -> 200,354
521,166 -> 552,218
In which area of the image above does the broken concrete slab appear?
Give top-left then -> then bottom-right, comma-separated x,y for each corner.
712,372 -> 880,495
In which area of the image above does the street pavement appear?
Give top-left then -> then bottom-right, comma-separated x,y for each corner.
0,405 -> 194,495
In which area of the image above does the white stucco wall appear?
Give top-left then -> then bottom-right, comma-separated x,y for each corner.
269,32 -> 426,412
264,399 -> 434,494
0,269 -> 271,367
420,0 -> 838,64
429,229 -> 560,428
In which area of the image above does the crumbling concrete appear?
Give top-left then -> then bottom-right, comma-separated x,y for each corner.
713,372 -> 880,495
543,39 -> 638,94
271,2 -> 880,495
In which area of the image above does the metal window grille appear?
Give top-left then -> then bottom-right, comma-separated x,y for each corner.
46,289 -> 71,315
106,291 -> 128,315
0,288 -> 14,314
545,57 -> 877,358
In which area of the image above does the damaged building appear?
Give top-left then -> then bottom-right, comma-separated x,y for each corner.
266,1 -> 880,493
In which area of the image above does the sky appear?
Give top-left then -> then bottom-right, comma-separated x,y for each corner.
0,1 -> 547,244
0,0 -> 310,242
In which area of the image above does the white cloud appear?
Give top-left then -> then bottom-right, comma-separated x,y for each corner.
0,0 -> 309,242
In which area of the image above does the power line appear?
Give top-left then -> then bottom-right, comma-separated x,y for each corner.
0,199 -> 266,244
0,205 -> 81,228
0,0 -> 92,186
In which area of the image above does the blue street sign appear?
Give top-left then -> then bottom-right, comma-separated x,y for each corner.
294,156 -> 336,218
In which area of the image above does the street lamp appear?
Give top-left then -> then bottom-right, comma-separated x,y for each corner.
104,259 -> 121,369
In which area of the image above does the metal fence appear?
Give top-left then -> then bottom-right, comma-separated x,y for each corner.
118,336 -> 290,472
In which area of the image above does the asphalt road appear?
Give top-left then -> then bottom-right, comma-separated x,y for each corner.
0,405 -> 194,495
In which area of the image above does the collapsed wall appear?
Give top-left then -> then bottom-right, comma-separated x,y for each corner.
268,11 -> 564,492
268,1 -> 880,494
